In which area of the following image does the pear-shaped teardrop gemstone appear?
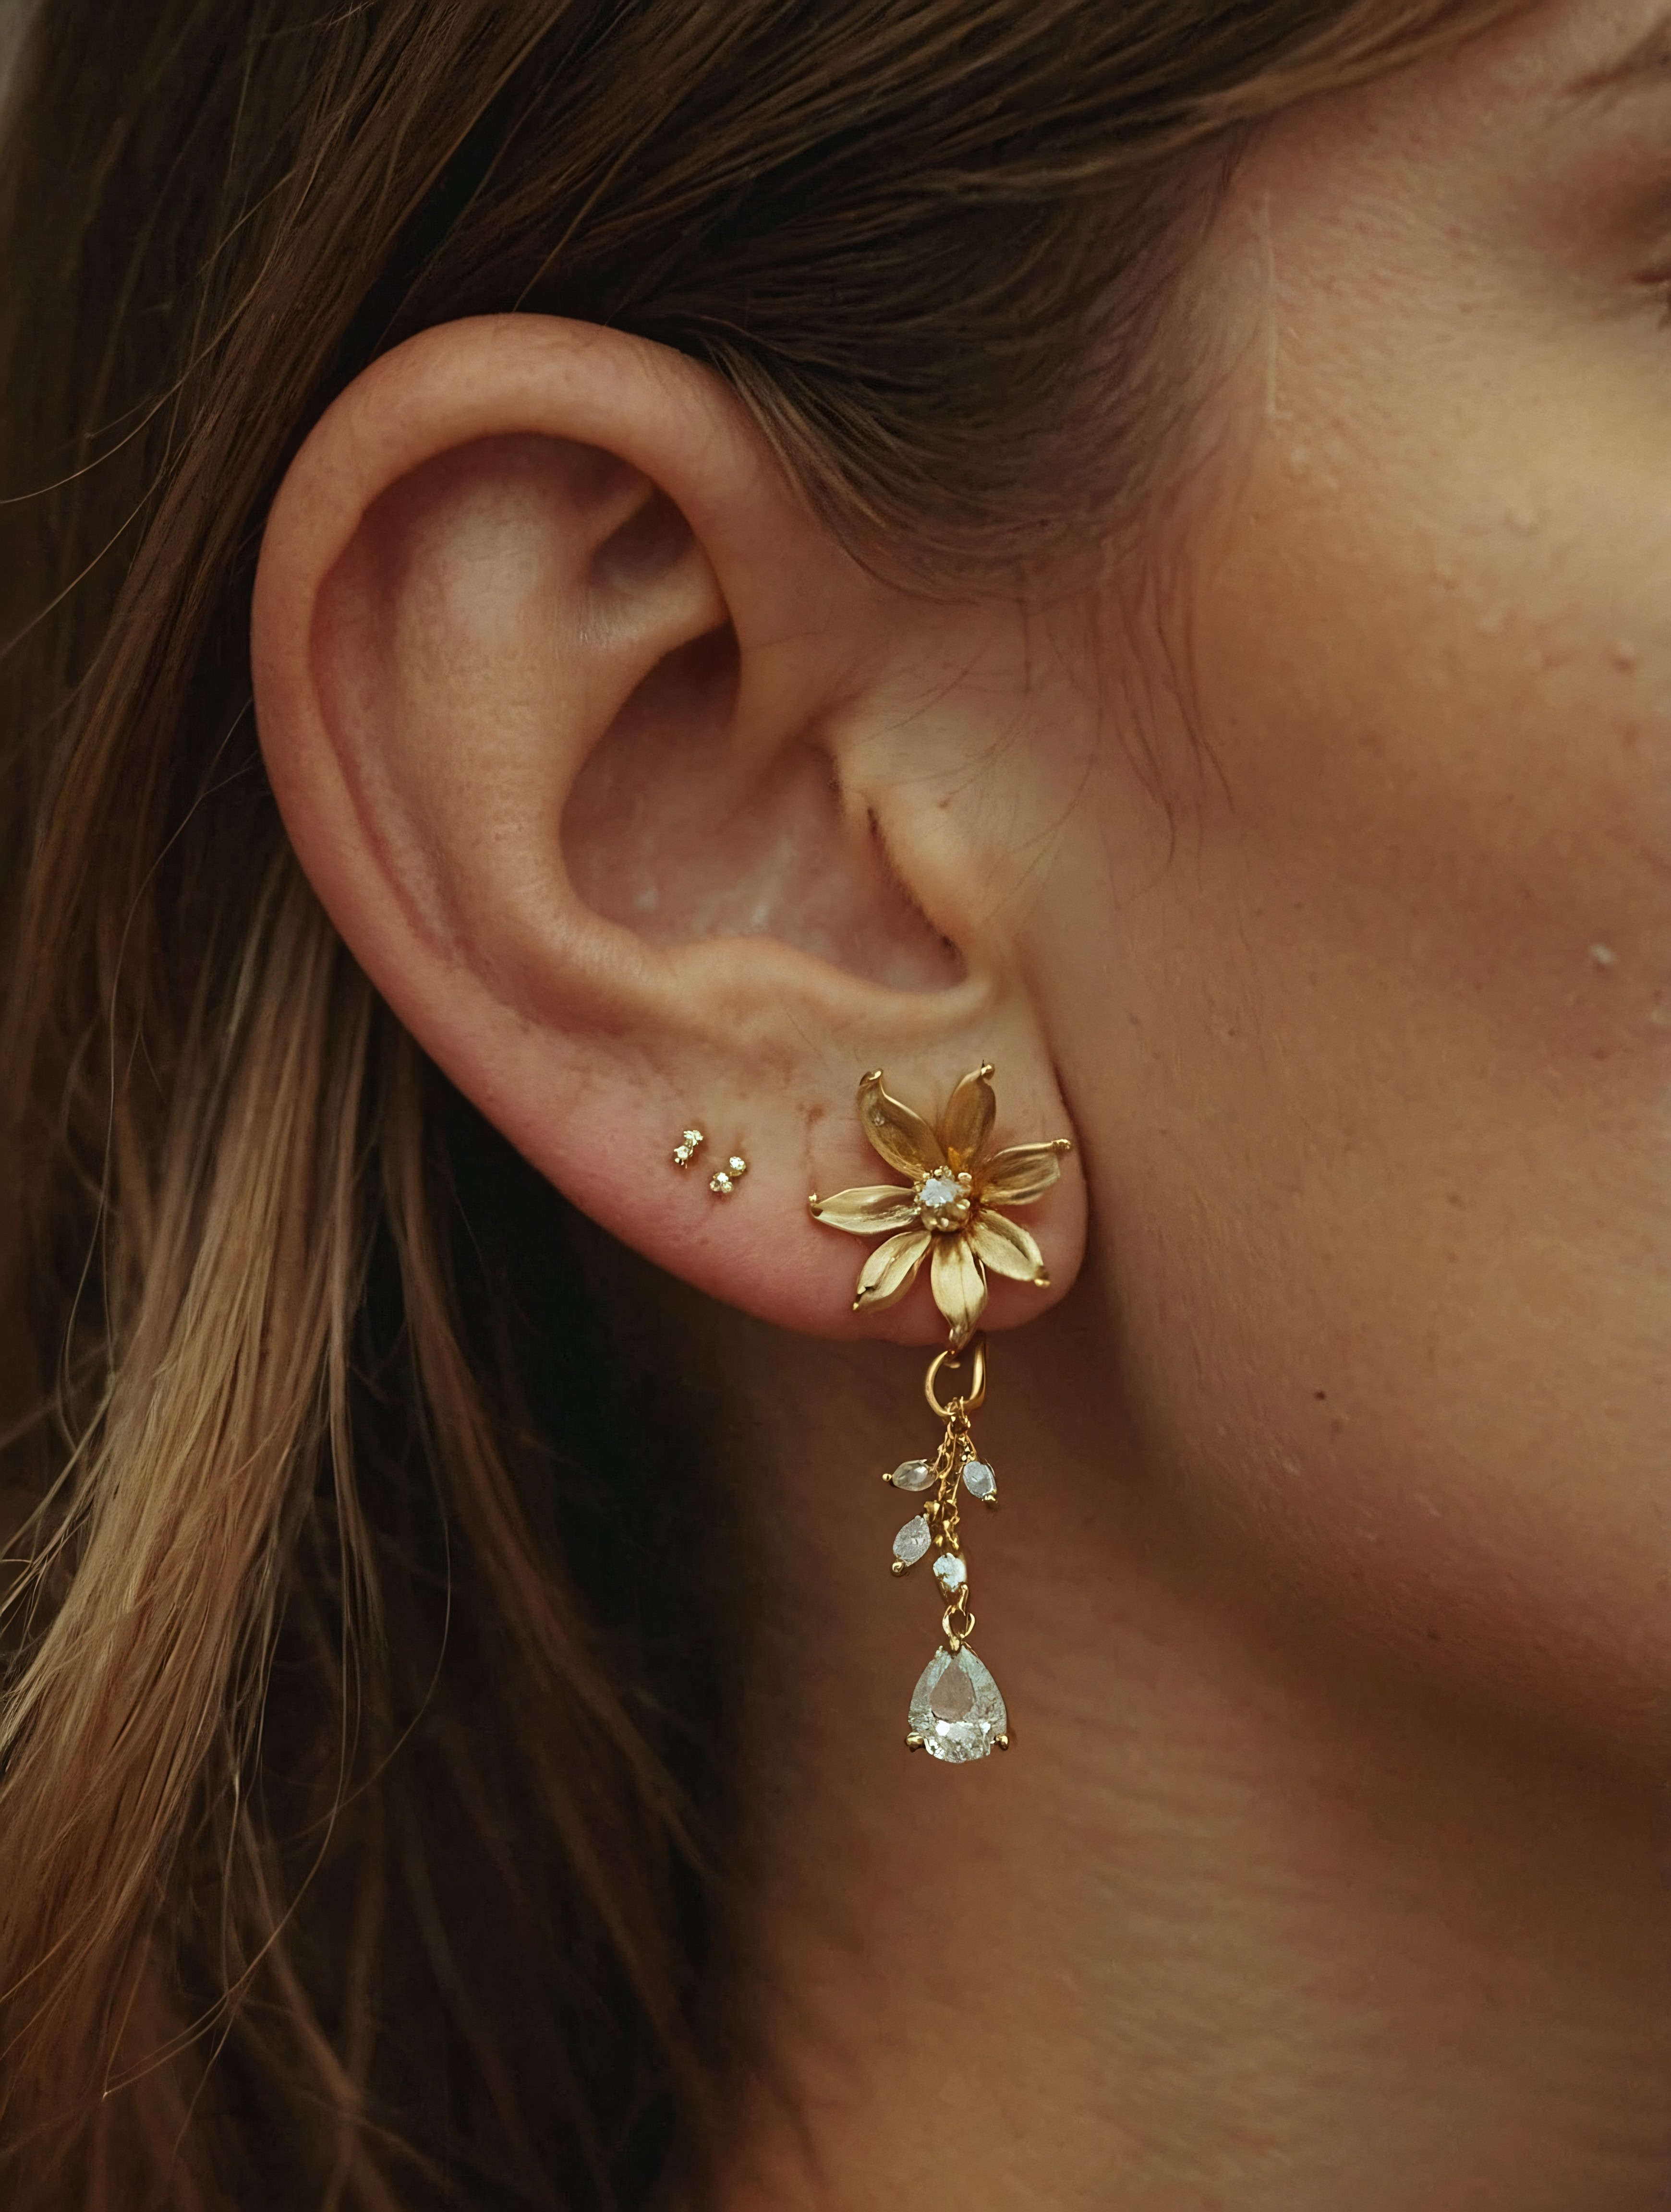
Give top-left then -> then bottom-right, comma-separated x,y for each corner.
908,1646 -> 1007,1763
892,1515 -> 932,1568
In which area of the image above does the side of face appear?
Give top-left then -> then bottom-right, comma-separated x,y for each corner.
252,0 -> 1669,1775
1029,0 -> 1671,1756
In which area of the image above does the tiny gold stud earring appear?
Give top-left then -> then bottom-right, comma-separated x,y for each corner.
671,1128 -> 706,1169
709,1154 -> 749,1197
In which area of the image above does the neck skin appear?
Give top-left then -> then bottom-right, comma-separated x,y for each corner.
693,1280 -> 1671,2212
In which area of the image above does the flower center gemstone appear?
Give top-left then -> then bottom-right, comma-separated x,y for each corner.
916,1168 -> 972,1232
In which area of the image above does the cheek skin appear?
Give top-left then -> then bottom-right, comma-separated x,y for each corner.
1040,63 -> 1671,1761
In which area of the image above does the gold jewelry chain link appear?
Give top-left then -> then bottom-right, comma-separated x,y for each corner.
923,1344 -> 984,1647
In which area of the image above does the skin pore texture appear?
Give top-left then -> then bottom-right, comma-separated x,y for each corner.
250,1 -> 1671,2205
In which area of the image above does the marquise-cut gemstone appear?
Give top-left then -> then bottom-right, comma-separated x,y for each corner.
908,1646 -> 1007,1762
962,1459 -> 996,1499
932,1553 -> 967,1593
893,1515 -> 932,1567
890,1458 -> 934,1492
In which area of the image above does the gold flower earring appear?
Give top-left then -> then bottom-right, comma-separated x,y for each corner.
810,1065 -> 1071,1763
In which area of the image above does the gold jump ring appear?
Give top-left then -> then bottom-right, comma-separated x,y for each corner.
925,1334 -> 987,1419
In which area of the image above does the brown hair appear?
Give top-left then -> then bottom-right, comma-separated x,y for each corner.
0,1 -> 1516,2205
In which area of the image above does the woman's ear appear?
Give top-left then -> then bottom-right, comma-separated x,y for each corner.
251,314 -> 1084,1339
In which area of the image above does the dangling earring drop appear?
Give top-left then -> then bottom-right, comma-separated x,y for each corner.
809,1065 -> 1071,1763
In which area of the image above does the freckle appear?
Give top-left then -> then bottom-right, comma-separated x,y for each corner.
1588,943 -> 1618,970
1612,640 -> 1639,672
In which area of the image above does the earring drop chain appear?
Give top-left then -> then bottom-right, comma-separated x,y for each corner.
891,1346 -> 991,1640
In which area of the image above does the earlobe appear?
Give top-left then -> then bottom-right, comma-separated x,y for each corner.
252,314 -> 1086,1341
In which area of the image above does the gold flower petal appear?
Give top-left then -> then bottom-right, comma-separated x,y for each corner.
969,1209 -> 1048,1286
939,1062 -> 996,1172
809,1185 -> 922,1236
980,1138 -> 1072,1208
858,1070 -> 941,1180
931,1231 -> 988,1348
852,1226 -> 932,1313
